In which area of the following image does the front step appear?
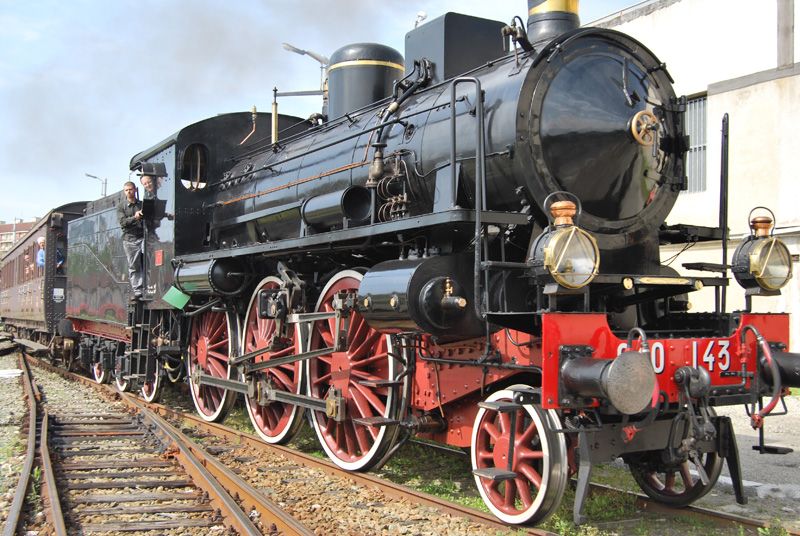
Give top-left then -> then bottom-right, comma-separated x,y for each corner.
478,401 -> 522,413
473,467 -> 518,481
357,379 -> 404,388
352,416 -> 400,428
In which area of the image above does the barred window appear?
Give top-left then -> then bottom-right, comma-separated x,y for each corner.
684,96 -> 707,193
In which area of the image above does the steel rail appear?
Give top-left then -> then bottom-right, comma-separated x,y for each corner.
143,398 -> 800,536
633,490 -> 800,536
406,439 -> 800,535
2,353 -> 39,536
123,393 -> 315,536
119,393 -> 269,536
38,410 -> 68,536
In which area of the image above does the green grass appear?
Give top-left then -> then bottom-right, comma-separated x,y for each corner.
590,463 -> 639,493
0,436 -> 24,460
377,439 -> 486,510
287,423 -> 324,455
26,465 -> 43,513
224,400 -> 256,434
534,480 -> 639,536
758,525 -> 790,536
672,513 -> 715,530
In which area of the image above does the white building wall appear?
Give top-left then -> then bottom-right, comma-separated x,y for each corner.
705,76 -> 800,232
606,0 -> 781,94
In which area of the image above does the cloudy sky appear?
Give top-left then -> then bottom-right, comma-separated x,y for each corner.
0,0 -> 638,222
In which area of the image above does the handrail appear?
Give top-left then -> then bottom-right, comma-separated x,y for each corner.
449,77 -> 487,320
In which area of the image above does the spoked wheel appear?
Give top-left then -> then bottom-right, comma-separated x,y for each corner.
306,270 -> 406,472
93,362 -> 110,384
627,411 -> 724,507
471,386 -> 568,525
140,366 -> 164,403
628,450 -> 724,506
242,277 -> 305,444
188,309 -> 239,422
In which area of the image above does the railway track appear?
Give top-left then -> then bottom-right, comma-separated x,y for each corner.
19,353 -> 557,536
5,351 -> 312,536
131,395 -> 800,536
6,349 -> 799,536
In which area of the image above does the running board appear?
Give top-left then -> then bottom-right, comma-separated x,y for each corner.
352,417 -> 400,427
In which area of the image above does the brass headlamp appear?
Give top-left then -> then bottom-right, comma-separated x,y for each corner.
732,208 -> 792,293
528,197 -> 599,290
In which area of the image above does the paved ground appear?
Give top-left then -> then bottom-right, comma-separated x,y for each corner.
698,396 -> 800,524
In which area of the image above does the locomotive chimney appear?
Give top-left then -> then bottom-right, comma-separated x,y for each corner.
527,0 -> 581,46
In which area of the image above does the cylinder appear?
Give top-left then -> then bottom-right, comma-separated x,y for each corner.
174,258 -> 247,295
561,350 -> 655,414
301,186 -> 371,230
527,0 -> 580,45
357,253 -> 485,342
327,43 -> 404,119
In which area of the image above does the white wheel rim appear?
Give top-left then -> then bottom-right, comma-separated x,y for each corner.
305,270 -> 400,471
242,276 -> 304,444
470,387 -> 568,524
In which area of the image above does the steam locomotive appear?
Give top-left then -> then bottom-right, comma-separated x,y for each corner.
3,0 -> 798,526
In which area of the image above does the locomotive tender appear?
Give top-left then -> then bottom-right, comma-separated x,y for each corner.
4,0 -> 798,526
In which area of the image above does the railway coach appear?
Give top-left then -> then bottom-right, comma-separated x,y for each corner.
1,202 -> 87,365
